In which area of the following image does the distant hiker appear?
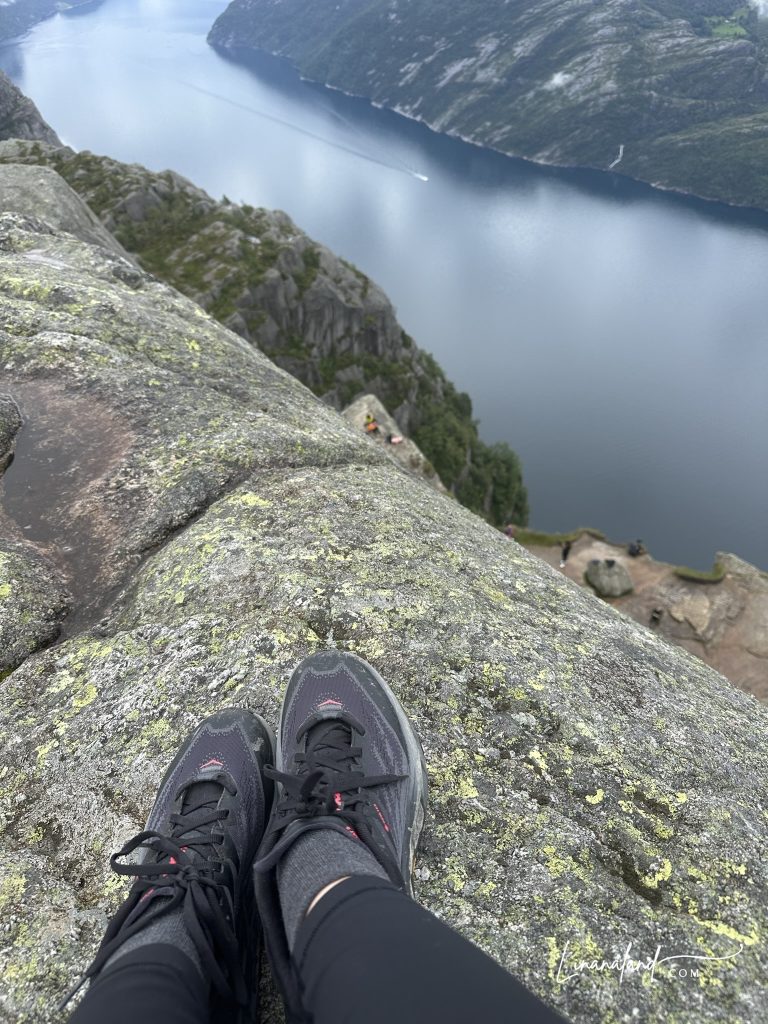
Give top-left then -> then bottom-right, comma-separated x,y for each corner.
560,540 -> 572,568
504,523 -> 517,539
650,607 -> 663,627
62,651 -> 568,1024
364,413 -> 379,434
386,433 -> 404,445
628,539 -> 645,557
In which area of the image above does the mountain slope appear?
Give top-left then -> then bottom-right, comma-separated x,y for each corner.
0,139 -> 528,527
0,69 -> 58,143
209,0 -> 768,209
1,161 -> 767,1024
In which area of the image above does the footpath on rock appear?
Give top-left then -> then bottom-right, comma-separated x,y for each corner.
0,164 -> 767,1024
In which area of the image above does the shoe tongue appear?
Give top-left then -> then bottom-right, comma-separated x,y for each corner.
180,779 -> 221,815
165,779 -> 223,861
306,718 -> 352,756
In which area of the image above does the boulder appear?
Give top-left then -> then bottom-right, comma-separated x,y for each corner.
342,393 -> 447,493
585,558 -> 634,598
0,392 -> 21,472
0,165 -> 767,1024
0,541 -> 70,671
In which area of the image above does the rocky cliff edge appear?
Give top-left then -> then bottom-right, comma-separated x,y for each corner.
0,163 -> 767,1024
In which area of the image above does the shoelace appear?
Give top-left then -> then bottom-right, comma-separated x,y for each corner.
59,771 -> 245,1010
255,712 -> 405,881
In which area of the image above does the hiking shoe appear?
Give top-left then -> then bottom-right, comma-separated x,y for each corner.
61,708 -> 275,1022
253,651 -> 428,1020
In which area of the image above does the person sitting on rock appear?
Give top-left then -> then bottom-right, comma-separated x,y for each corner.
364,413 -> 379,434
627,539 -> 645,557
559,540 -> 572,568
386,433 -> 404,445
62,651 -> 567,1024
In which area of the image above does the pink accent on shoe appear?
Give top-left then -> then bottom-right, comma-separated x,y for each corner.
317,699 -> 343,709
373,802 -> 390,832
199,758 -> 224,770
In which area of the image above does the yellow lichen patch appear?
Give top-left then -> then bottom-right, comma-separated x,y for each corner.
0,582 -> 11,599
456,777 -> 479,800
237,492 -> 272,508
35,739 -> 59,764
641,859 -> 673,889
545,936 -> 562,982
585,788 -> 604,804
0,873 -> 27,912
527,747 -> 548,773
137,719 -> 172,750
72,682 -> 98,711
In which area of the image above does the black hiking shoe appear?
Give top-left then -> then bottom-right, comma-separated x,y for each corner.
60,708 -> 275,1023
253,650 -> 428,1022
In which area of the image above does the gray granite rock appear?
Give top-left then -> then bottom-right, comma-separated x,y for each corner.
342,392 -> 447,493
585,558 -> 634,599
0,71 -> 59,145
0,541 -> 70,671
0,393 -> 21,472
0,166 -> 767,1024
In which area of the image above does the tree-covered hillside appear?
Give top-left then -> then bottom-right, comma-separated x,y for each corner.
209,0 -> 768,209
0,140 -> 528,528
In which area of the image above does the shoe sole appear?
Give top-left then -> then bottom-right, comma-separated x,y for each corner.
277,651 -> 429,895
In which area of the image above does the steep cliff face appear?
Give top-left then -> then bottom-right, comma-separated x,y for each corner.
0,70 -> 58,144
0,139 -> 528,528
209,0 -> 768,210
1,163 -> 767,1024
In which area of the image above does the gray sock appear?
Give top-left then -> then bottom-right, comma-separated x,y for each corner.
277,828 -> 388,950
103,895 -> 205,978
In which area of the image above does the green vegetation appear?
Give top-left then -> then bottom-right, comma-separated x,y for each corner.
0,143 -> 527,529
294,246 -> 321,295
673,562 -> 726,582
704,5 -> 751,37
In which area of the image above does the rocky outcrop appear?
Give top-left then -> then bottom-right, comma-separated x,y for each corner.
1,163 -> 767,1024
0,139 -> 528,528
342,393 -> 447,494
0,71 -> 59,145
0,393 -> 21,472
0,542 -> 70,671
527,534 -> 768,701
209,0 -> 768,211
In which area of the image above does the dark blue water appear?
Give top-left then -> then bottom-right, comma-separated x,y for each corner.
2,0 -> 767,570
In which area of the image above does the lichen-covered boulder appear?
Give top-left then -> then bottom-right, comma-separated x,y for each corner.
1,166 -> 767,1024
0,393 -> 21,472
0,542 -> 70,671
585,559 -> 634,598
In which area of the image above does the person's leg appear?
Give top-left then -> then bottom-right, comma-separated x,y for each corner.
68,945 -> 208,1024
254,651 -> 565,1024
293,875 -> 567,1024
62,709 -> 274,1024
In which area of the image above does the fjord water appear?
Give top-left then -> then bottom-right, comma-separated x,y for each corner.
2,0 -> 767,570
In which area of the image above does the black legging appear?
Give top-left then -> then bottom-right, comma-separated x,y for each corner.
70,876 -> 567,1023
